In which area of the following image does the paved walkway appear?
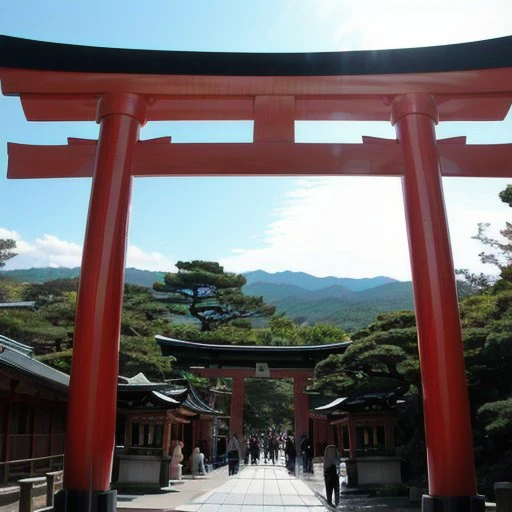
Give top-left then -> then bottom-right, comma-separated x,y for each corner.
178,465 -> 326,511
117,461 -> 421,512
117,463 -> 328,511
117,466 -> 231,511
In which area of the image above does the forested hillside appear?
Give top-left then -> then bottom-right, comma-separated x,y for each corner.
243,270 -> 397,291
0,267 -> 166,288
244,280 -> 414,330
2,267 -> 411,330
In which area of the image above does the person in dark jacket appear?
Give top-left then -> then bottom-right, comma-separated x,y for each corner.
323,444 -> 340,506
269,434 -> 279,464
285,434 -> 296,474
300,434 -> 314,473
249,435 -> 260,464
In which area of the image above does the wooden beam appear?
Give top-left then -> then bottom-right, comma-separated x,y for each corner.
3,68 -> 512,98
124,417 -> 132,449
8,141 -> 512,179
16,92 -> 512,122
194,368 -> 312,379
253,96 -> 295,142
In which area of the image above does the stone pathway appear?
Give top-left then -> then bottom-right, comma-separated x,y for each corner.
117,459 -> 421,512
177,465 -> 327,511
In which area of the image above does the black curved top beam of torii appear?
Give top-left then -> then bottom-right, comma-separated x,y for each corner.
156,335 -> 351,370
0,34 -> 512,75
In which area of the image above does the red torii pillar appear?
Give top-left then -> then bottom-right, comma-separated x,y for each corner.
294,373 -> 309,440
54,93 -> 147,511
229,375 -> 245,437
392,94 -> 481,511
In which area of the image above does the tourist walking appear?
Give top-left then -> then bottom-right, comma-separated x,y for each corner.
285,433 -> 296,474
269,434 -> 279,464
323,444 -> 340,507
250,435 -> 260,464
300,434 -> 314,473
246,436 -> 251,464
227,433 -> 241,475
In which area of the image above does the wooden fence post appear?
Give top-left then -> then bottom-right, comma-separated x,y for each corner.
18,476 -> 45,512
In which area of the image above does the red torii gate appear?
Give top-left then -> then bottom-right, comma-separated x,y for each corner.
1,35 -> 512,512
155,335 -> 351,442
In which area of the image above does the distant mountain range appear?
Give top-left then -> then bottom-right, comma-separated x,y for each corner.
243,271 -> 413,331
0,267 -> 413,331
243,270 -> 397,292
0,267 -> 166,288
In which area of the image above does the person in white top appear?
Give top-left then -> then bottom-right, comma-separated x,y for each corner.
227,433 -> 241,475
190,447 -> 206,476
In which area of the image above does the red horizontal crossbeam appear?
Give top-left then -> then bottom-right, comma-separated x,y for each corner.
1,69 -> 511,122
194,368 -> 313,379
8,140 -> 512,179
14,94 -> 512,122
2,68 -> 512,96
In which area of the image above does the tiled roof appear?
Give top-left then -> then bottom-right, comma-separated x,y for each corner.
0,301 -> 36,309
183,383 -> 222,416
0,336 -> 220,415
314,392 -> 400,414
0,335 -> 69,392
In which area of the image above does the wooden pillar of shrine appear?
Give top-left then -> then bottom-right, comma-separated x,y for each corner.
392,94 -> 484,511
55,93 -> 147,512
293,374 -> 309,439
229,376 -> 245,437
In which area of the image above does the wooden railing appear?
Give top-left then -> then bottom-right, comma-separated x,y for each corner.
0,453 -> 64,485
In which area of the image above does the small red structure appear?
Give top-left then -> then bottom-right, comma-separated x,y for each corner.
313,393 -> 401,487
2,34 -> 511,511
114,374 -> 220,488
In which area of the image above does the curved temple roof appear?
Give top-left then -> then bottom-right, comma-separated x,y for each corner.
156,335 -> 350,370
0,35 -> 511,76
0,336 -> 69,392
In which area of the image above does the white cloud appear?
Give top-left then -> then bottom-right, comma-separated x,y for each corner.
34,235 -> 83,268
0,232 -> 83,269
0,227 -> 33,255
0,228 -> 175,272
126,245 -> 176,272
220,178 -> 510,281
0,228 -> 20,239
446,204 -> 505,278
221,177 -> 412,279
321,0 -> 512,51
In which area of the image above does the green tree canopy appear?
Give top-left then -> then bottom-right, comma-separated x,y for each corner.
0,239 -> 16,268
0,239 -> 17,301
313,310 -> 419,396
21,278 -> 79,307
244,378 -> 294,434
154,260 -> 275,331
268,313 -> 350,346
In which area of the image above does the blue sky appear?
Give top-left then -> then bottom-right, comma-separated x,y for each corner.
1,0 -> 512,280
